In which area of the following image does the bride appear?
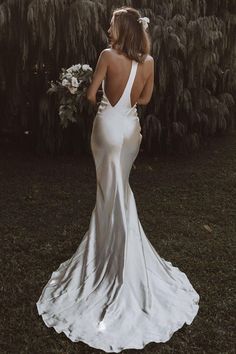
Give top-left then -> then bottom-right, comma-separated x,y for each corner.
36,6 -> 200,353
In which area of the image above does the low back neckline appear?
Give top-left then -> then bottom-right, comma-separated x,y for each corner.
102,60 -> 138,109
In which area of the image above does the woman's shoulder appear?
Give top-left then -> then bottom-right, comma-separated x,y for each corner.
99,48 -> 154,67
142,55 -> 154,71
97,48 -> 118,65
143,54 -> 154,63
141,55 -> 154,79
100,47 -> 117,58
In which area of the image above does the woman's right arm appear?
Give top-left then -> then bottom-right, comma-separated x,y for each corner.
86,49 -> 109,105
137,56 -> 154,105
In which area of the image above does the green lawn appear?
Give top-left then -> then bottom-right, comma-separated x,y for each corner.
0,131 -> 235,354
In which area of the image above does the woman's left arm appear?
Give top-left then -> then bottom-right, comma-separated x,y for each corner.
86,49 -> 109,105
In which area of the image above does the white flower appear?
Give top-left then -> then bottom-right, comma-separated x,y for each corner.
82,64 -> 92,71
71,64 -> 81,72
66,64 -> 82,74
67,65 -> 76,72
137,16 -> 150,30
71,77 -> 79,87
62,79 -> 70,86
68,86 -> 78,94
65,72 -> 72,79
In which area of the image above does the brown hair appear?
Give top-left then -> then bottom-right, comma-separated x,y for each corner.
108,6 -> 151,63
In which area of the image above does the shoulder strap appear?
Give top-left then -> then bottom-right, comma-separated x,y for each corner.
124,60 -> 138,96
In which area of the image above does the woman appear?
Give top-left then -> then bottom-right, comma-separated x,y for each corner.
86,9 -> 154,108
36,6 -> 200,353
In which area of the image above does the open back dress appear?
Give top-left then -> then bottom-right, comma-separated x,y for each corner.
36,59 -> 200,353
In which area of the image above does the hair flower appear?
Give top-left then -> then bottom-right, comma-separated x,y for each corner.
137,16 -> 150,30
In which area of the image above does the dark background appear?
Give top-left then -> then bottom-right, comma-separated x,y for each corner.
0,0 -> 235,156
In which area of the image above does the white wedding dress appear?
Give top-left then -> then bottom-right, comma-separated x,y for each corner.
36,59 -> 200,352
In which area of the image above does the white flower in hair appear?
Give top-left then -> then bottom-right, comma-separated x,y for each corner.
137,16 -> 150,30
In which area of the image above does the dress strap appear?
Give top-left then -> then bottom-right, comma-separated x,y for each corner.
122,61 -> 138,98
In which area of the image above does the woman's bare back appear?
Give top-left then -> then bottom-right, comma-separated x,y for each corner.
103,48 -> 154,107
86,48 -> 154,107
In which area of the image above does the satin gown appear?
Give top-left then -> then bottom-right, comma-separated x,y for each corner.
36,59 -> 200,352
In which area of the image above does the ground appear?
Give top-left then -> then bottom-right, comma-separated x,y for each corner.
0,131 -> 235,354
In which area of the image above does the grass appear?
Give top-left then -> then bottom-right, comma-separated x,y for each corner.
0,131 -> 235,354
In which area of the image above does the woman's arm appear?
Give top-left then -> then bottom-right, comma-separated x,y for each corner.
86,49 -> 109,105
137,57 -> 154,105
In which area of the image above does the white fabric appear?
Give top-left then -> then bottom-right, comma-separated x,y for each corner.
36,59 -> 200,353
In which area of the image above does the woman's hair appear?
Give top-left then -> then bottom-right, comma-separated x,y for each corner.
109,6 -> 151,63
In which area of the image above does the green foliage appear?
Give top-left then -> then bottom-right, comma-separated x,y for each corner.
141,0 -> 236,154
142,114 -> 162,153
0,0 -> 235,155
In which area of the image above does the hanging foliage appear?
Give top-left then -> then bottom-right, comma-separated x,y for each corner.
0,0 -> 235,156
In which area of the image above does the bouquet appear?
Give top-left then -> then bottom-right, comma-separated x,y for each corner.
48,63 -> 93,128
60,63 -> 93,94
